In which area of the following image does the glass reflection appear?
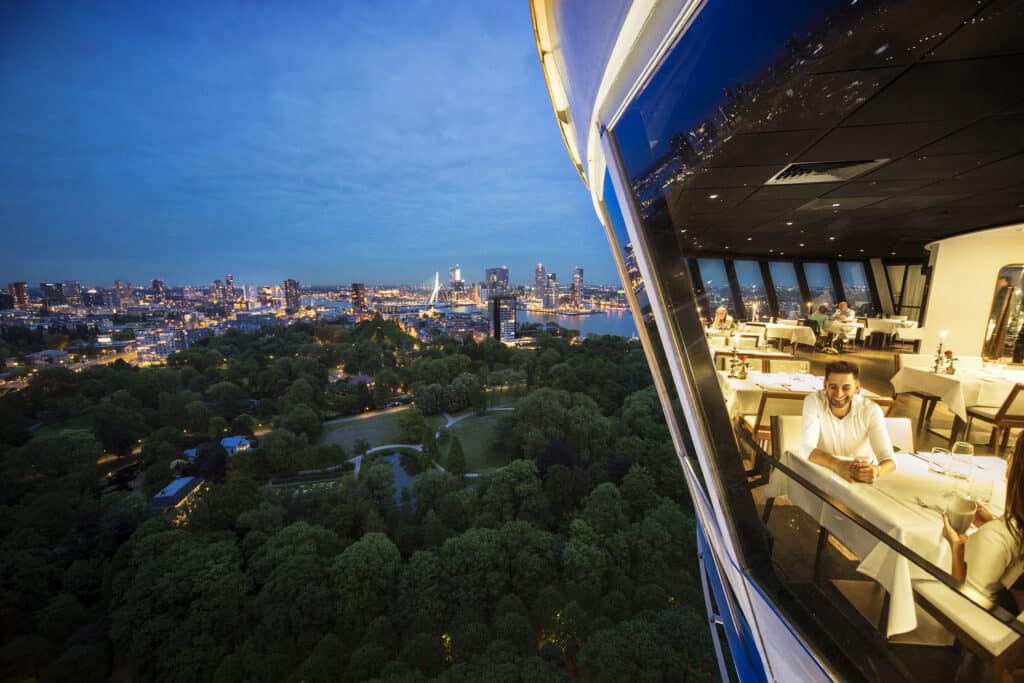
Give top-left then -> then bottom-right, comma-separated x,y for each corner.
983,265 -> 1024,361
697,259 -> 733,317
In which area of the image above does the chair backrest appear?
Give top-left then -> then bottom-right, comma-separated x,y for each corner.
958,356 -> 984,370
767,359 -> 810,374
736,334 -> 761,349
996,384 -> 1024,422
803,318 -> 821,336
894,353 -> 935,372
867,394 -> 896,416
770,415 -> 804,457
753,392 -> 807,433
884,417 -> 914,454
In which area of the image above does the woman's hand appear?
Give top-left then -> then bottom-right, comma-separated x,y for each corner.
943,513 -> 967,547
974,502 -> 994,527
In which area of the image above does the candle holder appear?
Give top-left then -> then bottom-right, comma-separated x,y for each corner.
934,339 -> 944,373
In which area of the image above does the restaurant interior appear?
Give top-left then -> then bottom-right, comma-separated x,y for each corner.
587,1 -> 1024,679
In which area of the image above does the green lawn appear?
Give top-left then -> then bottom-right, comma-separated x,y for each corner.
320,408 -> 444,452
448,413 -> 508,473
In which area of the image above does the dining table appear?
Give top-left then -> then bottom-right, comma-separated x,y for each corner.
764,448 -> 1008,638
718,370 -> 880,416
890,366 -> 1024,421
760,322 -> 817,348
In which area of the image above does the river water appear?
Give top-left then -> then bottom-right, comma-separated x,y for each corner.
518,309 -> 637,338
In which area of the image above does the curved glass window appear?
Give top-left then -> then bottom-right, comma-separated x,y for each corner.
838,261 -> 873,316
733,260 -> 768,321
803,262 -> 835,310
697,259 -> 733,317
768,262 -> 802,320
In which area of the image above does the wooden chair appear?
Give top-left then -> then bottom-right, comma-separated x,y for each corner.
766,358 -> 810,374
762,415 -> 804,524
884,417 -> 914,454
741,392 -> 807,447
964,383 -> 1024,457
893,353 -> 939,434
736,333 -> 761,350
867,395 -> 896,416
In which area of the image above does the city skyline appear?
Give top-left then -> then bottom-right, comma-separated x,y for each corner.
0,2 -> 614,285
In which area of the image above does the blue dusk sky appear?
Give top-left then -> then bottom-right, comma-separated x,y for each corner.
0,1 -> 612,288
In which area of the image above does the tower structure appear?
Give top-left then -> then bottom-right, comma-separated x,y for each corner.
535,263 -> 545,299
544,273 -> 559,309
351,283 -> 366,319
571,267 -> 584,310
152,279 -> 165,302
489,295 -> 517,341
283,279 -> 301,314
8,282 -> 29,310
484,266 -> 509,299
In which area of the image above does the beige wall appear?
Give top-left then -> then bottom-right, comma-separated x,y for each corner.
923,224 -> 1024,357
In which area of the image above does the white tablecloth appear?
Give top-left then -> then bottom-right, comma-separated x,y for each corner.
869,319 -> 919,335
718,370 -> 879,416
890,366 -> 1020,420
762,323 -> 816,347
764,450 -> 1007,637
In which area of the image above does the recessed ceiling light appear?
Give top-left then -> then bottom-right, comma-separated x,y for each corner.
860,249 -> 865,252
725,246 -> 730,249
799,243 -> 805,247
891,251 -> 896,255
746,237 -> 752,241
786,221 -> 794,226
680,229 -> 688,233
831,202 -> 841,207
708,194 -> 720,199
829,237 -> 835,241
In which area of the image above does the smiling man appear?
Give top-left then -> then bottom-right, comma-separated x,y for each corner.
800,361 -> 895,483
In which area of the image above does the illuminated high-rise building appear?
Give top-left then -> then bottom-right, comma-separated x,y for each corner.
0,291 -> 12,310
534,263 -> 545,299
449,265 -> 461,285
151,279 -> 165,302
283,279 -> 301,313
40,282 -> 64,307
224,274 -> 235,303
571,267 -> 584,310
484,266 -> 509,299
257,286 -> 276,308
544,273 -> 559,309
82,288 -> 103,307
489,295 -> 517,341
114,280 -> 134,306
62,280 -> 82,305
351,283 -> 367,319
448,265 -> 464,303
8,282 -> 29,310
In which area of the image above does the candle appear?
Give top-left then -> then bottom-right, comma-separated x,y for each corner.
806,301 -> 812,315
940,330 -> 947,341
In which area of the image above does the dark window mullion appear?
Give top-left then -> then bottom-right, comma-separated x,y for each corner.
828,262 -> 845,305
759,261 -> 779,319
863,260 -> 882,317
723,260 -> 746,320
688,258 -> 710,321
794,263 -> 811,317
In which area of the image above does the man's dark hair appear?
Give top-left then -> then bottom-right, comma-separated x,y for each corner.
824,360 -> 860,381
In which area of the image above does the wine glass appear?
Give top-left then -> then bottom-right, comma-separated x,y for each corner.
950,441 -> 975,485
928,447 -> 949,475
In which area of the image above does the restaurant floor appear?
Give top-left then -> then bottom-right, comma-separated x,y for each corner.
750,344 -> 1010,678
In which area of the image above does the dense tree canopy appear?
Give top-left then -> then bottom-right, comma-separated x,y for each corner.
0,320 -> 713,682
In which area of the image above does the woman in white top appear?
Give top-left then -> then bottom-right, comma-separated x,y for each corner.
710,306 -> 735,331
944,436 -> 1024,605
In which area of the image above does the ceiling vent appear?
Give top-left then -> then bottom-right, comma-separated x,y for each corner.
765,159 -> 890,185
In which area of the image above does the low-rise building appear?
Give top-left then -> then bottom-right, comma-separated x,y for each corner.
149,476 -> 205,511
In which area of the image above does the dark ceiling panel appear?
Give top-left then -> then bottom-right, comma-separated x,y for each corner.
678,165 -> 778,189
843,56 -> 1024,126
809,2 -> 976,71
868,194 -> 970,210
956,153 -> 1024,180
744,183 -> 844,201
916,114 -> 1024,155
797,121 -> 965,161
706,129 -> 822,168
926,0 -> 1024,61
822,179 -> 932,197
862,153 -> 1001,181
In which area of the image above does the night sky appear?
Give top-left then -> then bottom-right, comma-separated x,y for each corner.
0,1 -> 610,287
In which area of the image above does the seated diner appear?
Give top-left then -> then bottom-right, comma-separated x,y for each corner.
802,361 -> 895,483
